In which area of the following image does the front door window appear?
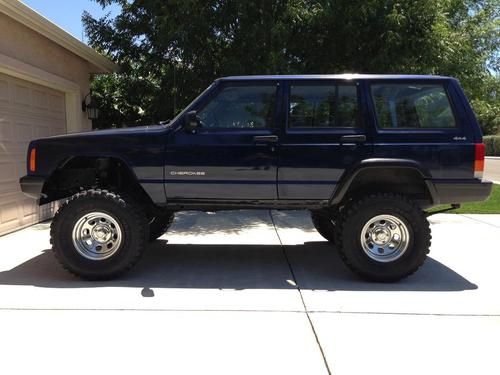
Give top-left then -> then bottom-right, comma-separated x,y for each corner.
197,85 -> 276,129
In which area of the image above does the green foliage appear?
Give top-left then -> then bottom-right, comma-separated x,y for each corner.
484,135 -> 500,156
83,0 -> 500,130
473,98 -> 500,135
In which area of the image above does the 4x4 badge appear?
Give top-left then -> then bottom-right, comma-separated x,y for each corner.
453,136 -> 467,141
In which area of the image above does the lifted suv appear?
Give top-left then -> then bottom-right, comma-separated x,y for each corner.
20,74 -> 492,281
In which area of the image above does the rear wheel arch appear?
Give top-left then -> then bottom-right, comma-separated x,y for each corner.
331,161 -> 437,207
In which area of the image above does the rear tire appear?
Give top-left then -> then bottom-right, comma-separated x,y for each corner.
50,189 -> 147,280
335,193 -> 431,282
310,211 -> 336,243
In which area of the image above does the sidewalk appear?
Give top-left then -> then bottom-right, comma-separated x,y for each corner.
0,210 -> 499,374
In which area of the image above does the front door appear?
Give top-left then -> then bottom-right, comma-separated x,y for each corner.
278,80 -> 372,199
164,81 -> 280,200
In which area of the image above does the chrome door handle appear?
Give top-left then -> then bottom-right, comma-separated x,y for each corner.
253,135 -> 279,143
340,134 -> 366,143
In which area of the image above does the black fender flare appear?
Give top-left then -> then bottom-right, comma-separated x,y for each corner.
40,154 -> 146,204
330,158 -> 438,205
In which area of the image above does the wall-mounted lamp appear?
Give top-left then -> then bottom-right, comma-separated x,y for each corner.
82,92 -> 100,120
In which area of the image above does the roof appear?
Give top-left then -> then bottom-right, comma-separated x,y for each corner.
220,74 -> 452,81
0,0 -> 119,73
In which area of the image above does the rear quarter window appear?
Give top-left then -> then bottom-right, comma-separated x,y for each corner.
370,83 -> 457,129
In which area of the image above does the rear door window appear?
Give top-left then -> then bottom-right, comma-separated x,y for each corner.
288,84 -> 360,128
370,83 -> 457,129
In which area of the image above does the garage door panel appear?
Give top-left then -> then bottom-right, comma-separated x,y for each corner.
35,125 -> 50,139
0,72 -> 66,236
0,184 -> 18,196
15,121 -> 34,142
38,118 -> 62,137
0,119 -> 13,140
0,141 -> 16,158
22,198 -> 36,218
0,106 -> 63,122
0,79 -> 8,102
0,161 -> 16,176
52,126 -> 65,136
33,89 -> 49,110
0,193 -> 34,234
13,84 -> 31,107
0,200 -> 18,224
17,161 -> 26,180
49,93 -> 65,113
0,162 -> 17,186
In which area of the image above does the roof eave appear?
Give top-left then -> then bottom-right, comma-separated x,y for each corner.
0,0 -> 119,73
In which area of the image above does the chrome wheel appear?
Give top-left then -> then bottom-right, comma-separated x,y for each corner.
72,212 -> 122,260
360,214 -> 410,263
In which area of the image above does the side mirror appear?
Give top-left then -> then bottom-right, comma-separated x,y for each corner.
185,110 -> 199,133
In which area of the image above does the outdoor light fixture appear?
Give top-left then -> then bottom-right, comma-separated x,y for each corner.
82,92 -> 100,120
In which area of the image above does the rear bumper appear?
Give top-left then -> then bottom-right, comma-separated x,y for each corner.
433,179 -> 493,204
19,175 -> 46,200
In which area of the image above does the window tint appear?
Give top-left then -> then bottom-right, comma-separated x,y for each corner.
371,84 -> 457,129
197,85 -> 276,129
289,84 -> 359,128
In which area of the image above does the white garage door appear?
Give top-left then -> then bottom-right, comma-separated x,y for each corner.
0,72 -> 66,236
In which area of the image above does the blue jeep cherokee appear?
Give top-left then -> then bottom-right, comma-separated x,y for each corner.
20,74 -> 492,281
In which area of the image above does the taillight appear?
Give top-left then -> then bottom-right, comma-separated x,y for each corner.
474,143 -> 485,179
29,147 -> 36,173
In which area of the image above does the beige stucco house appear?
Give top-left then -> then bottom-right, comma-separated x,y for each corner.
0,0 -> 119,235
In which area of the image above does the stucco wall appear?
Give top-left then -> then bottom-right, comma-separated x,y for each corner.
0,13 -> 98,131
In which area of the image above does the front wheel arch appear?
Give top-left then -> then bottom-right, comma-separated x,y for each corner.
40,156 -> 156,211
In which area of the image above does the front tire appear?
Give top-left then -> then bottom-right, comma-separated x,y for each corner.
148,211 -> 175,241
50,189 -> 147,280
335,193 -> 431,282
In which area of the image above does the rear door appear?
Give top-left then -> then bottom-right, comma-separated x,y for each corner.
164,81 -> 280,200
278,80 -> 372,199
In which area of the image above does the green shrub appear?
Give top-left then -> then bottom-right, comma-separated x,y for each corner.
471,99 -> 500,136
484,136 -> 500,156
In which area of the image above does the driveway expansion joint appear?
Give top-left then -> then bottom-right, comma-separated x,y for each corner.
458,214 -> 500,228
269,210 -> 332,375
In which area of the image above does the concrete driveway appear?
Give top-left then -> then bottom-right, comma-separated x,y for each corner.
485,157 -> 500,183
0,210 -> 499,375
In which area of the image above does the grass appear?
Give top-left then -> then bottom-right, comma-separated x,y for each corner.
428,184 -> 500,214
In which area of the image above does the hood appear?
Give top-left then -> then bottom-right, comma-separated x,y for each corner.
28,123 -> 170,178
42,124 -> 167,141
